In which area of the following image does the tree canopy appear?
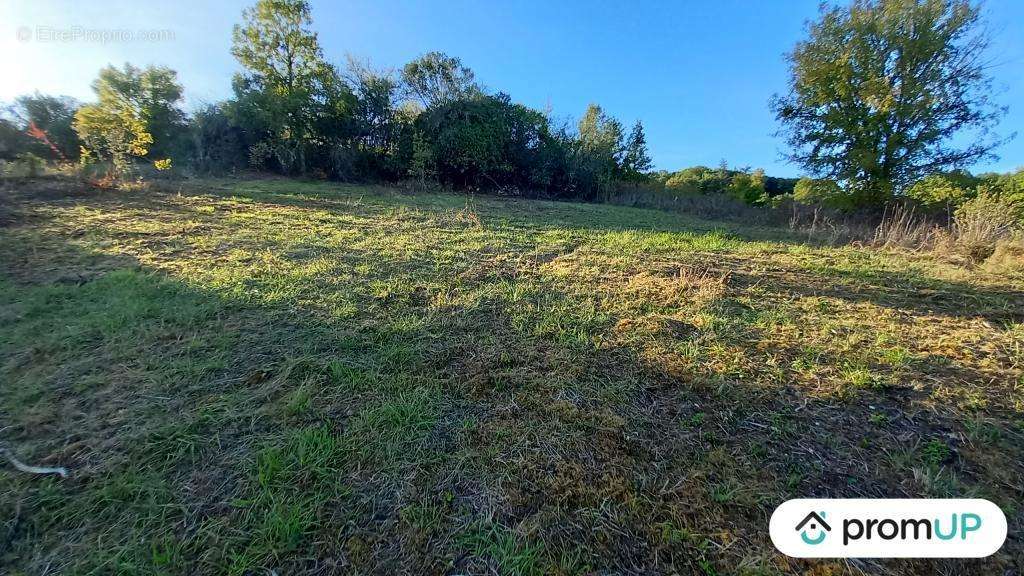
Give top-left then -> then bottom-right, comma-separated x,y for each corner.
11,93 -> 81,161
401,52 -> 479,109
6,0 -> 1014,215
231,0 -> 346,173
772,0 -> 1006,205
73,64 -> 184,175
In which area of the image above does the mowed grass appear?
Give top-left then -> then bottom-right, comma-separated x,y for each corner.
1,176 -> 1022,575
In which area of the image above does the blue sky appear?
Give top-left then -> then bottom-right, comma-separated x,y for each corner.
1,0 -> 1021,176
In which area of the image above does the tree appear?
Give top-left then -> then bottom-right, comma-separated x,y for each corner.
231,0 -> 345,173
346,58 -> 401,156
905,171 -> 977,209
190,103 -> 248,172
0,117 -> 33,160
573,104 -> 624,199
793,176 -> 844,205
664,165 -> 730,194
74,64 -> 183,176
408,129 -> 435,183
728,168 -> 767,205
86,64 -> 185,158
401,52 -> 478,109
764,175 -> 800,197
74,101 -> 152,177
416,93 -> 551,191
11,93 -> 81,161
772,0 -> 1007,206
621,120 -> 652,178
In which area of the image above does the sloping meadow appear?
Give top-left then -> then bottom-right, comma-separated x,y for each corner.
1,177 -> 1022,575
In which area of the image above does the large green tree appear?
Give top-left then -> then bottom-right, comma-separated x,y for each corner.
401,52 -> 478,109
231,0 -> 349,173
416,93 -> 551,190
89,64 -> 184,158
74,64 -> 184,176
772,0 -> 1006,206
346,58 -> 401,153
621,120 -> 652,178
573,104 -> 624,199
11,93 -> 81,161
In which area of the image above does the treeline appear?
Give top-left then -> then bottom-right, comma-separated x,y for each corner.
0,0 -> 1020,221
0,0 -> 656,202
651,164 -> 799,204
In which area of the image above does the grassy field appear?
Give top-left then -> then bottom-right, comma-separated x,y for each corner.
1,176 -> 1022,575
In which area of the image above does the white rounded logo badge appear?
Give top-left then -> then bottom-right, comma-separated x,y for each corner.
770,499 -> 1007,558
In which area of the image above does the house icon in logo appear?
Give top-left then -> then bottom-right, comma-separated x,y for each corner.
795,511 -> 831,545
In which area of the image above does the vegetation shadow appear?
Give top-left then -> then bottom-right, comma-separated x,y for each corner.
1,179 -> 1020,575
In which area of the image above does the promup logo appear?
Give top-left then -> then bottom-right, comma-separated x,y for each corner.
770,499 -> 1006,558
795,511 -> 830,545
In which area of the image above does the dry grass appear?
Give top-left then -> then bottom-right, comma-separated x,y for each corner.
947,195 -> 1022,262
785,197 -> 1023,269
870,204 -> 942,250
612,185 -> 1024,271
983,236 -> 1024,273
1,176 -> 1022,575
608,183 -> 775,223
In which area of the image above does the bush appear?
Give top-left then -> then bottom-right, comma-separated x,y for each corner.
792,177 -> 856,210
1,153 -> 46,178
983,236 -> 1024,273
976,169 -> 1024,221
906,172 -> 976,210
609,182 -> 782,223
950,193 -> 1022,260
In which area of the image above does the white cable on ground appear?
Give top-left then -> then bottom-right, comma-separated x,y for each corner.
0,447 -> 67,478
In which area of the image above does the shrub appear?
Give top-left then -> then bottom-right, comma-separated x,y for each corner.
950,193 -> 1021,260
793,177 -> 855,210
906,172 -> 976,210
976,169 -> 1024,221
768,192 -> 794,209
609,183 -> 778,223
407,130 -> 436,183
983,236 -> 1024,273
2,153 -> 46,178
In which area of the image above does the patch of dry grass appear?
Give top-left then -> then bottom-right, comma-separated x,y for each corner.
1,177 -> 1022,575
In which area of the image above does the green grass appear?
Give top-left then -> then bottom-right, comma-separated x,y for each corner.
1,176 -> 1022,574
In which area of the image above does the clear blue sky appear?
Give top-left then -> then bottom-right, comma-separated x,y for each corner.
2,0 -> 1021,176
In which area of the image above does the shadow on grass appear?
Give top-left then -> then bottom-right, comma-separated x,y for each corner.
184,178 -> 1024,321
704,252 -> 1024,324
178,178 -> 822,245
1,177 -> 1021,575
